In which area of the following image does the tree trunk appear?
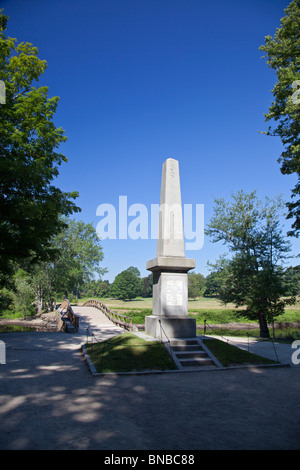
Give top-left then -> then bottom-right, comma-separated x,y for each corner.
258,312 -> 270,338
35,286 -> 43,314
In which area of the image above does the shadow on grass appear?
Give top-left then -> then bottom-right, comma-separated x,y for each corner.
85,332 -> 178,373
203,338 -> 279,367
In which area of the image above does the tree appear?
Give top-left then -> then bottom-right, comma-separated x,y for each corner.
203,258 -> 230,297
83,279 -> 110,298
49,219 -> 105,299
282,265 -> 300,296
188,272 -> 206,299
0,10 -> 80,277
260,0 -> 300,236
30,219 -> 105,309
97,281 -> 111,298
206,190 -> 295,337
141,274 -> 153,298
11,269 -> 35,319
110,267 -> 142,300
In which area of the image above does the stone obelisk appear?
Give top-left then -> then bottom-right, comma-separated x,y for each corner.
145,158 -> 196,339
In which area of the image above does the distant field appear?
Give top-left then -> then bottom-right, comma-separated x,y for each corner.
78,296 -> 300,311
76,296 -> 300,330
78,296 -> 244,310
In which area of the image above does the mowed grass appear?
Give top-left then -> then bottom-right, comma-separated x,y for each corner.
84,333 -> 279,372
202,338 -> 279,367
84,332 -> 178,373
78,296 -> 248,310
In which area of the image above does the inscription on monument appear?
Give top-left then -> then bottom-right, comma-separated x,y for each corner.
166,280 -> 183,306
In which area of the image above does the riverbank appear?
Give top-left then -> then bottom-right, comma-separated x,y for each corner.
0,312 -> 60,331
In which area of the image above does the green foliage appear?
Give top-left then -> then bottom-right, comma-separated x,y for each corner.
203,268 -> 226,297
83,279 -> 111,298
282,265 -> 300,295
0,286 -> 13,312
33,218 -> 105,306
0,10 -> 80,277
11,269 -> 35,319
260,0 -> 300,236
141,274 -> 153,298
110,267 -> 142,300
85,332 -> 178,373
188,272 -> 206,298
205,191 -> 295,337
188,308 -> 249,325
114,308 -> 152,324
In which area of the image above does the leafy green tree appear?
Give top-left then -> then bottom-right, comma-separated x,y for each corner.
0,10 -> 80,278
48,219 -> 105,299
83,279 -> 110,298
141,274 -> 153,298
260,0 -> 300,236
282,265 -> 300,295
97,281 -> 111,298
188,272 -> 206,299
206,191 -> 295,337
11,269 -> 35,319
203,258 -> 230,297
110,267 -> 142,300
28,219 -> 105,309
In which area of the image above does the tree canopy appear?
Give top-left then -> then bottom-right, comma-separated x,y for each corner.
110,267 -> 142,300
188,272 -> 206,299
0,10 -> 80,278
260,0 -> 300,236
33,218 -> 105,308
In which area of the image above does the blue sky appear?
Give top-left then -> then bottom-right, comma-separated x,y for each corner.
3,0 -> 300,282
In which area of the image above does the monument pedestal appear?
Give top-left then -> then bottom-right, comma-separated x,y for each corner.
145,316 -> 196,339
145,259 -> 196,339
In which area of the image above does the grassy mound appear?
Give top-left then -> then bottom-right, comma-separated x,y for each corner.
203,338 -> 279,367
84,332 -> 178,373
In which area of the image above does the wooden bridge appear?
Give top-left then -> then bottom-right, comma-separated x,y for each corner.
82,299 -> 134,331
57,299 -> 134,334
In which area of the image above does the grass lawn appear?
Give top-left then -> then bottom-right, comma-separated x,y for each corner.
78,296 -> 247,310
84,332 -> 178,373
203,338 -> 279,367
84,333 -> 279,372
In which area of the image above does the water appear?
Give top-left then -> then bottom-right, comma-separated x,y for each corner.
0,324 -> 57,333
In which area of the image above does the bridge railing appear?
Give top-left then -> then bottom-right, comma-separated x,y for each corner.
58,299 -> 79,333
82,299 -> 133,332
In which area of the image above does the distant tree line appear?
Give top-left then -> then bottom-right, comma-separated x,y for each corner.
80,264 -> 300,302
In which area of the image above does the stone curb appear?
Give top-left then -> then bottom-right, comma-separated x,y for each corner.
80,342 -> 290,378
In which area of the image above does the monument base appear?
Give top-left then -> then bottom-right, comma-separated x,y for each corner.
145,315 -> 196,340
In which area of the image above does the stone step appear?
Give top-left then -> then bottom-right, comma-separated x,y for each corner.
170,339 -> 199,347
172,345 -> 202,352
168,338 -> 218,368
175,351 -> 208,359
179,357 -> 216,367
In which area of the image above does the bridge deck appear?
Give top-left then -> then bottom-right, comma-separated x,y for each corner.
72,305 -> 124,340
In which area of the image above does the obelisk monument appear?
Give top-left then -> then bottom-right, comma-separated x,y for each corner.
145,158 -> 196,339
